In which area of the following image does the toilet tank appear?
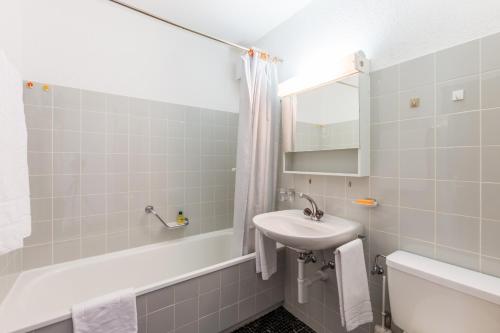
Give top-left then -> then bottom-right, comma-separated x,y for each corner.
386,251 -> 500,333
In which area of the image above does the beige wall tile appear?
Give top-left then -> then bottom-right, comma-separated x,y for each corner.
482,219 -> 500,258
482,108 -> 500,145
371,94 -> 398,123
436,40 -> 479,82
436,213 -> 480,252
482,32 -> 500,72
400,208 -> 435,242
436,147 -> 480,181
482,70 -> 500,108
436,111 -> 480,147
400,179 -> 435,211
400,54 -> 435,90
482,146 -> 500,182
436,246 -> 479,271
370,177 -> 399,205
400,149 -> 435,179
437,181 -> 480,217
399,117 -> 434,149
23,244 -> 52,270
371,65 -> 399,97
482,183 -> 500,221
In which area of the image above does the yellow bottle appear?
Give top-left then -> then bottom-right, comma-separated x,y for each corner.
176,211 -> 185,225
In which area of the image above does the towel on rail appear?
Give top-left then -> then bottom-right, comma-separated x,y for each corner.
335,239 -> 373,331
0,50 -> 31,255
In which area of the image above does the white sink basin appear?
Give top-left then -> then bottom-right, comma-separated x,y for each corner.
253,209 -> 363,251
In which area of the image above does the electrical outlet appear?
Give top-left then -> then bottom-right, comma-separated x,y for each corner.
452,89 -> 464,101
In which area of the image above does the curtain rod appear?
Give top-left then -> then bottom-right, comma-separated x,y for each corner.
107,0 -> 283,62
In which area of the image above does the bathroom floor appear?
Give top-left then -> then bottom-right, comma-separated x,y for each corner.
232,306 -> 315,333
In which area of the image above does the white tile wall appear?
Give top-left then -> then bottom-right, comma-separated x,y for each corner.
0,82 -> 238,286
278,32 -> 500,333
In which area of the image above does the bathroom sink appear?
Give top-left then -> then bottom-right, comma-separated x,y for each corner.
253,210 -> 363,251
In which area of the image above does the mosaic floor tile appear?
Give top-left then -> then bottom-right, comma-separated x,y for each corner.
232,306 -> 316,333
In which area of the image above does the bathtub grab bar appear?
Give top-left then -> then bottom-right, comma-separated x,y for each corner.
145,205 -> 189,229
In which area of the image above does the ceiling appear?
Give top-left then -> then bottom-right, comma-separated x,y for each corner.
121,0 -> 313,45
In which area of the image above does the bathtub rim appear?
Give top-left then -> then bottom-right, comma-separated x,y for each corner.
1,228 -> 283,333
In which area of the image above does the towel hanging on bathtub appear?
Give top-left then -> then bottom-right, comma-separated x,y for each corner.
0,50 -> 31,255
72,288 -> 138,333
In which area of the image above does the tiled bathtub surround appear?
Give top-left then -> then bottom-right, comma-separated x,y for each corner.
278,31 -> 500,333
29,254 -> 285,333
0,82 -> 237,280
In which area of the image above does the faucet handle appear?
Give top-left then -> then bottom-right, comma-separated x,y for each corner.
303,207 -> 313,217
315,209 -> 324,220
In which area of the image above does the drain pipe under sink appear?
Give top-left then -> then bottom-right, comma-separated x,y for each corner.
297,255 -> 329,304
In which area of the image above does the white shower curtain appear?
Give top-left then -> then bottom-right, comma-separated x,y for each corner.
232,51 -> 279,256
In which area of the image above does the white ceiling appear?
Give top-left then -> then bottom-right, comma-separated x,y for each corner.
122,0 -> 313,45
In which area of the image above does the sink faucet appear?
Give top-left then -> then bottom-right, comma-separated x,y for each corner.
298,193 -> 324,221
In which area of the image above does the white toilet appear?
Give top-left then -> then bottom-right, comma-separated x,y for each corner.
386,251 -> 500,333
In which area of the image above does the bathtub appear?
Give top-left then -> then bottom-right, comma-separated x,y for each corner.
0,229 -> 284,333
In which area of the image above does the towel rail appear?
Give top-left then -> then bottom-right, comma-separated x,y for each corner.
145,205 -> 189,229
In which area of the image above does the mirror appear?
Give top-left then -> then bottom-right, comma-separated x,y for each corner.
293,74 -> 360,152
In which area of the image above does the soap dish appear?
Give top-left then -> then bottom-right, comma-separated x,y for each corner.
352,198 -> 378,208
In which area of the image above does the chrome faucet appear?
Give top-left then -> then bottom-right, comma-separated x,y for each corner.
298,193 -> 324,221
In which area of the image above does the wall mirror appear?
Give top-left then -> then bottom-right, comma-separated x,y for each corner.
294,74 -> 360,152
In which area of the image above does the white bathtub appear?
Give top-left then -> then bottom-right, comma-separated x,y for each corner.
0,229 -> 270,333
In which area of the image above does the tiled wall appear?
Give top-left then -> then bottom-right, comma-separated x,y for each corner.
278,31 -> 500,333
29,253 -> 285,333
0,82 -> 238,287
0,250 -> 22,303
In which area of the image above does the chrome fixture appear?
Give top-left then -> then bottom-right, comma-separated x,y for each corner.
145,205 -> 189,229
371,254 -> 387,275
371,254 -> 392,330
298,192 -> 324,221
298,251 -> 318,264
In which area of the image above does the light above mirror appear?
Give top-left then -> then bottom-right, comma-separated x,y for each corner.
278,51 -> 368,97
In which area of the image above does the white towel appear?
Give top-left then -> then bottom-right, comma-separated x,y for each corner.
335,239 -> 373,331
0,50 -> 31,255
255,228 -> 277,280
72,289 -> 138,333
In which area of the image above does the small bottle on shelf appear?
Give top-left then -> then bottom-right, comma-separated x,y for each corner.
176,211 -> 185,225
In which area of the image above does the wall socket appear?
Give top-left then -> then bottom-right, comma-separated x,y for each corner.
452,89 -> 465,101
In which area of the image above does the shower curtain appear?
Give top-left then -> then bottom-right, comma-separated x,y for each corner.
232,51 -> 279,256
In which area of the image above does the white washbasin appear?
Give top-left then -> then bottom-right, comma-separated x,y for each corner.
253,209 -> 363,251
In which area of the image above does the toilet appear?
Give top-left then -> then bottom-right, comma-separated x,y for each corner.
386,251 -> 500,333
